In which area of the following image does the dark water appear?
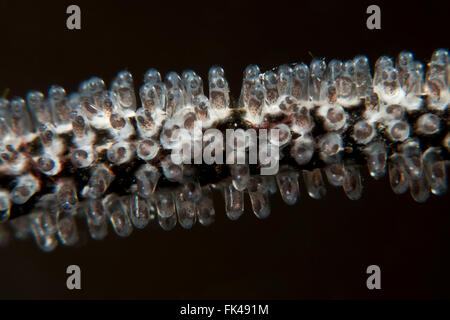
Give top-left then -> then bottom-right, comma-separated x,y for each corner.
0,0 -> 448,299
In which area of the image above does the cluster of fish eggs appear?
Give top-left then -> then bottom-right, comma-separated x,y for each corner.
0,49 -> 448,251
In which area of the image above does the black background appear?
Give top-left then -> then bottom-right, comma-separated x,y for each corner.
0,0 -> 449,299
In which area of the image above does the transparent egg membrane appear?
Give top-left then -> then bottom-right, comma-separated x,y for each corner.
0,49 -> 449,251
